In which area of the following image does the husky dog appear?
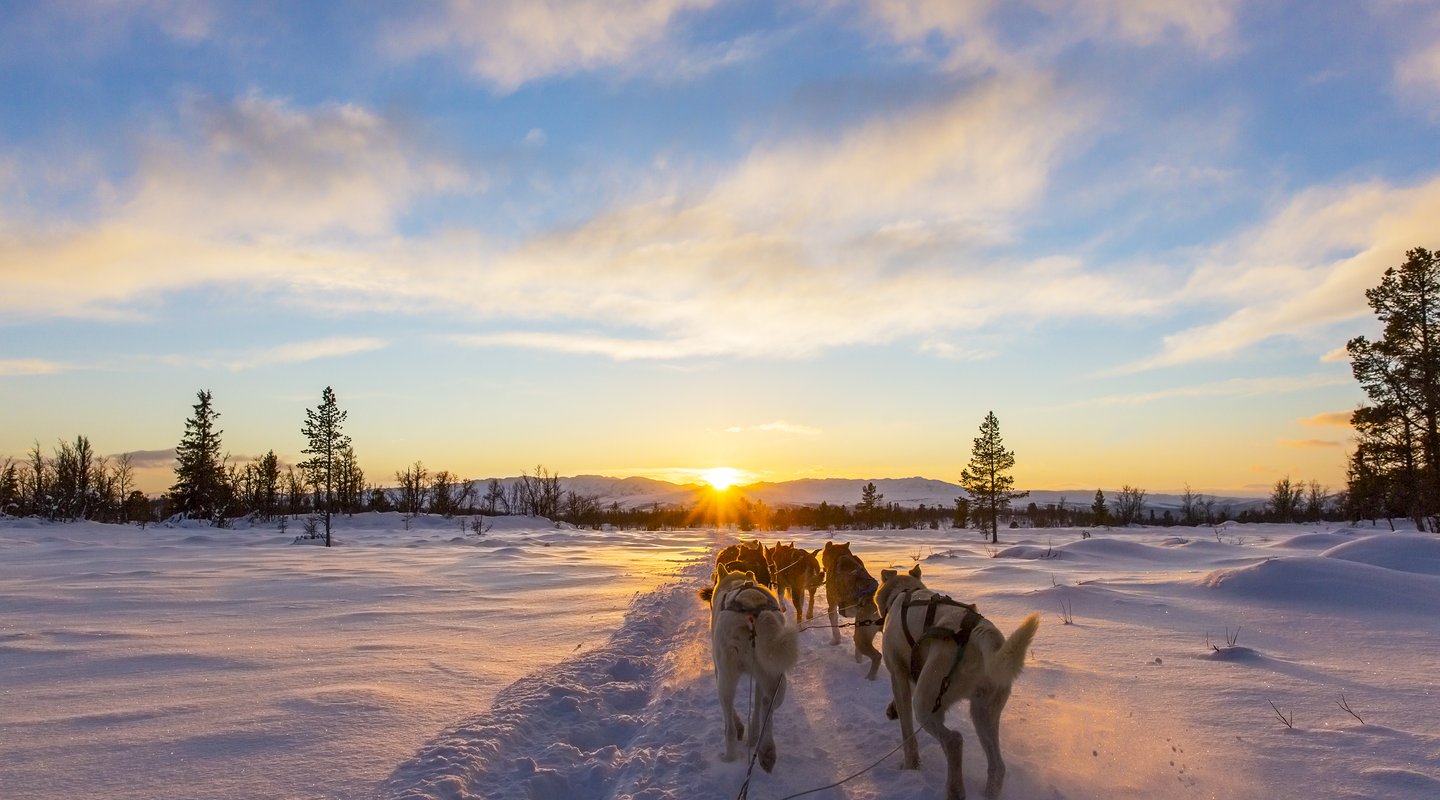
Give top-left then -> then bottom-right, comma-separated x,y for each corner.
698,562 -> 800,772
876,565 -> 1040,800
820,541 -> 883,679
716,540 -> 772,588
766,542 -> 824,624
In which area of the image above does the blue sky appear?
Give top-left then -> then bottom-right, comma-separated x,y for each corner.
3,0 -> 1439,495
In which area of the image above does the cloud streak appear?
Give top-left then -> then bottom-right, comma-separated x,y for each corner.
225,337 -> 389,371
848,0 -> 1241,73
1300,411 -> 1353,429
384,0 -> 717,92
1073,374 -> 1351,407
1119,177 -> 1440,372
725,421 -> 823,437
0,359 -> 67,376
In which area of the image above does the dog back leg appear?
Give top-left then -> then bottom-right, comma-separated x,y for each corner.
969,684 -> 1012,798
827,595 -> 843,645
887,666 -> 921,770
917,700 -> 966,800
716,657 -> 743,762
751,672 -> 783,773
856,621 -> 882,680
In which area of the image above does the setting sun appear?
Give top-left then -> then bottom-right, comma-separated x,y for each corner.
700,467 -> 746,492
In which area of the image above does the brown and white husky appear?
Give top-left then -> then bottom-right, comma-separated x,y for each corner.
820,540 -> 883,679
876,565 -> 1039,799
698,561 -> 800,772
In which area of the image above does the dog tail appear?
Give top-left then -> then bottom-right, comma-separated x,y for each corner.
753,610 -> 799,676
990,612 -> 1040,685
698,586 -> 714,603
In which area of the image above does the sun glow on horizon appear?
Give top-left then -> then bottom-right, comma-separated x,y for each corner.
700,467 -> 746,491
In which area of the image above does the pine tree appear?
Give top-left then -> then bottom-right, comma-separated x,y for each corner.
959,411 -> 1028,543
0,458 -> 20,515
858,481 -> 884,527
1091,489 -> 1109,526
254,450 -> 281,521
170,390 -> 228,522
300,386 -> 350,547
1347,247 -> 1440,529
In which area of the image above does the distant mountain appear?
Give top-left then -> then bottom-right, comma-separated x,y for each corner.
537,475 -> 1268,514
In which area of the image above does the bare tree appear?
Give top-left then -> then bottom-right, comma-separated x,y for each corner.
395,461 -> 428,516
1113,485 -> 1147,525
517,465 -> 563,519
483,478 -> 507,515
114,453 -> 135,522
1179,483 -> 1203,526
1304,480 -> 1329,522
1269,476 -> 1302,522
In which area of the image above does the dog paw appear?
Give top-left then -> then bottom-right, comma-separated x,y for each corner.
759,743 -> 777,773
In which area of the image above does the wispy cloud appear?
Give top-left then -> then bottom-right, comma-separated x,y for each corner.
4,75 -> 1151,360
146,337 -> 390,372
113,448 -> 177,469
1392,4 -> 1440,102
847,0 -> 1241,73
383,0 -> 717,92
1073,374 -> 1351,407
1,93 -> 475,322
724,420 -> 823,437
225,337 -> 389,371
1279,438 -> 1343,449
0,359 -> 67,376
4,0 -> 217,59
1117,177 -> 1440,372
1300,411 -> 1353,429
448,331 -> 723,361
1320,345 -> 1352,363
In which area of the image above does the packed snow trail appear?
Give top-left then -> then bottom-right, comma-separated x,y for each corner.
377,542 -> 1246,800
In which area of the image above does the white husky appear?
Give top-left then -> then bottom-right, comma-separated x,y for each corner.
876,565 -> 1040,800
698,561 -> 800,772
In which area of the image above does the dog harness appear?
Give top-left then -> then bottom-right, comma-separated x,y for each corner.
719,581 -> 782,646
887,590 -> 983,712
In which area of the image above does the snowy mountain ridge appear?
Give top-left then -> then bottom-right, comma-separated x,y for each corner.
547,474 -> 1269,512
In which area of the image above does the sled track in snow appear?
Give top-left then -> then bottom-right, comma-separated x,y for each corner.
378,558 -> 713,800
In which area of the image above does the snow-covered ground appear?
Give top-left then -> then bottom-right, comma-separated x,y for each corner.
3,515 -> 1438,799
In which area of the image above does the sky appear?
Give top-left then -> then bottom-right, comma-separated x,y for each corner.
3,0 -> 1439,497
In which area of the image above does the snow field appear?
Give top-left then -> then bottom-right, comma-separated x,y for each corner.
3,517 -> 1438,799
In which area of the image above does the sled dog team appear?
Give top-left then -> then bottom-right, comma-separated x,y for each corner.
698,539 -> 1040,800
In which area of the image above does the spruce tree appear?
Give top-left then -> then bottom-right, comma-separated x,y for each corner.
1091,489 -> 1109,525
1346,246 -> 1440,529
959,411 -> 1028,543
300,386 -> 350,546
170,390 -> 228,522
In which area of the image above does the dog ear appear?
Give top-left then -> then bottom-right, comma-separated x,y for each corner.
881,568 -> 897,582
908,564 -> 922,579
717,562 -> 731,577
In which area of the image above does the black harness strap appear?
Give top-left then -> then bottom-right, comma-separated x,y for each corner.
721,581 -> 781,615
721,581 -> 782,648
892,592 -> 984,712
